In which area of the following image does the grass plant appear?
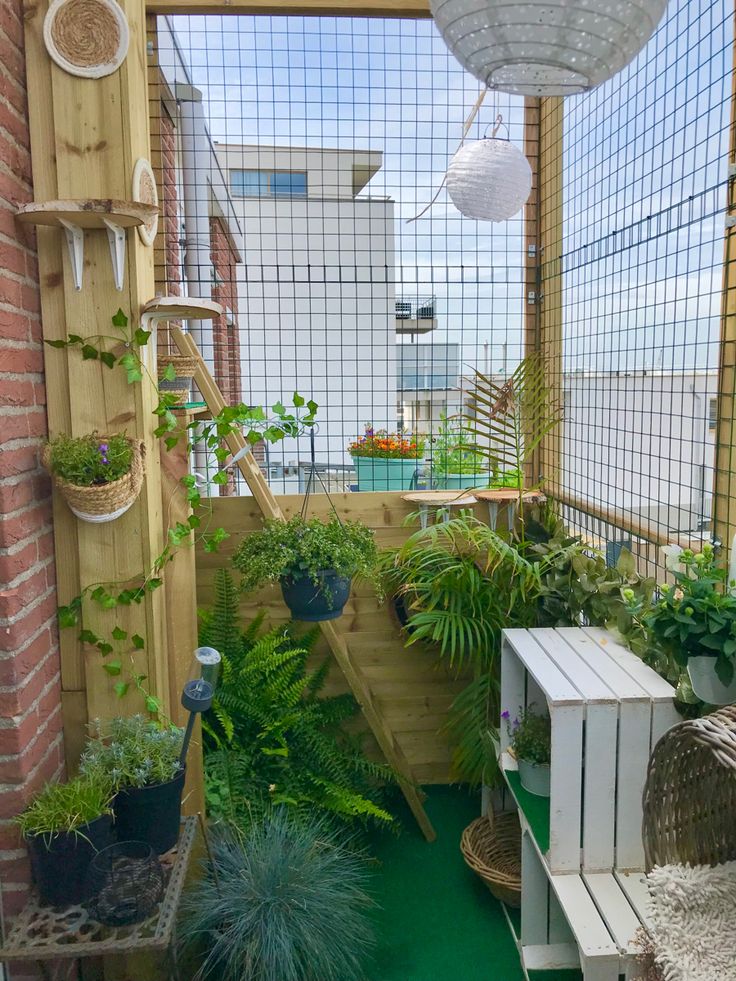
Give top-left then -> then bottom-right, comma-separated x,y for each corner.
16,775 -> 114,842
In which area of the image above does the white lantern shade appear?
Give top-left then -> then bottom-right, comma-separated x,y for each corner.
446,139 -> 532,222
430,0 -> 668,96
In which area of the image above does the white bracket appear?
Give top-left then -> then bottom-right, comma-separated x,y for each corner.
726,216 -> 736,229
103,218 -> 127,291
58,218 -> 84,291
487,501 -> 499,530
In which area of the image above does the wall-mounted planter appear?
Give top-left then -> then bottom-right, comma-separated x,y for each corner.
352,457 -> 421,491
158,355 -> 198,405
280,571 -> 352,622
43,437 -> 145,523
687,656 -> 736,706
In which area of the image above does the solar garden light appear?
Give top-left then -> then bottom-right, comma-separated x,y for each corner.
179,646 -> 221,767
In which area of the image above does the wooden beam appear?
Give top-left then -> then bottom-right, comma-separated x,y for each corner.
147,0 -> 430,15
23,0 -> 171,733
537,97 -> 564,489
714,16 -> 736,559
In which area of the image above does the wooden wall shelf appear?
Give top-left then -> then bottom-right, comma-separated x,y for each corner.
141,296 -> 223,321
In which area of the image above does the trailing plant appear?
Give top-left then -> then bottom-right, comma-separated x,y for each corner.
200,569 -> 394,829
431,412 -> 487,478
80,715 -> 184,788
233,515 -> 382,599
464,352 -> 563,532
46,309 -> 318,713
15,775 -> 114,842
380,512 -> 580,783
45,432 -> 134,486
348,425 -> 425,459
503,705 -> 551,765
179,811 -> 375,981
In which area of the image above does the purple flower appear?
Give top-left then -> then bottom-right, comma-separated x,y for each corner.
501,710 -> 510,720
98,443 -> 108,453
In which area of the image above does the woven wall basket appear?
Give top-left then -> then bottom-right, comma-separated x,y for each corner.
43,438 -> 145,524
132,158 -> 159,247
43,0 -> 129,79
158,356 -> 197,404
460,811 -> 521,907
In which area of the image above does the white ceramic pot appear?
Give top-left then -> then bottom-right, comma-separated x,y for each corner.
687,656 -> 736,705
517,758 -> 550,797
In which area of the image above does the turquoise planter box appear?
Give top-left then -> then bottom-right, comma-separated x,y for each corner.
438,473 -> 488,490
353,457 -> 421,491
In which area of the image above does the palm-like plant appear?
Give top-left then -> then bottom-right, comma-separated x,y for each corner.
464,352 -> 562,525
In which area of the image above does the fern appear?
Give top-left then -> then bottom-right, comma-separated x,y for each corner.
201,569 -> 395,830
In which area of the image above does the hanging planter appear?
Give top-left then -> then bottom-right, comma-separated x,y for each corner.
430,0 -> 668,96
446,127 -> 532,222
43,432 -> 145,523
158,354 -> 198,405
233,515 -> 382,623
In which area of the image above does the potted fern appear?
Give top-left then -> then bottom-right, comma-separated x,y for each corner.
80,716 -> 185,855
233,515 -> 380,621
16,775 -> 115,906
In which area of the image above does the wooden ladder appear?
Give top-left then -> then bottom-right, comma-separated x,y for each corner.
171,326 -> 436,841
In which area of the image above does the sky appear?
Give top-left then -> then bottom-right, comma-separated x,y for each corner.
168,0 -> 732,378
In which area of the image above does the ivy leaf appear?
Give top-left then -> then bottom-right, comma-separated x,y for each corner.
188,514 -> 201,529
81,345 -> 99,361
292,392 -> 305,408
132,634 -> 145,650
67,335 -> 84,344
145,695 -> 161,714
147,578 -> 163,592
58,605 -> 79,628
163,363 -> 176,382
79,629 -> 100,645
114,681 -> 130,699
103,660 -> 122,676
100,352 -> 116,369
97,642 -> 114,657
111,309 -> 128,329
164,436 -> 179,451
212,471 -> 229,485
45,339 -> 67,349
307,400 -> 319,416
272,401 -> 286,416
111,626 -> 127,641
134,328 -> 151,346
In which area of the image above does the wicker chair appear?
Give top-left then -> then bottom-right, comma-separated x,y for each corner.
642,704 -> 736,871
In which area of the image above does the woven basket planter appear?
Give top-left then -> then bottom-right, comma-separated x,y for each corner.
158,355 -> 197,404
43,437 -> 145,524
460,810 -> 521,907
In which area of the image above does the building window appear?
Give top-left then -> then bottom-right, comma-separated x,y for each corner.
231,169 -> 307,197
709,397 -> 717,431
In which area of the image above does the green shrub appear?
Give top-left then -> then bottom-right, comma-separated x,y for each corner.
180,811 -> 375,981
200,569 -> 394,829
16,775 -> 114,841
503,705 -> 551,765
80,715 -> 184,789
233,515 -> 381,598
46,432 -> 133,485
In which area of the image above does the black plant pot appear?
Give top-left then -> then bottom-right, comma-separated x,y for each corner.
113,767 -> 185,855
280,571 -> 352,621
27,813 -> 114,907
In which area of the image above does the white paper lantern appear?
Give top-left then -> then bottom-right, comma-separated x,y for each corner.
446,138 -> 532,221
430,0 -> 668,96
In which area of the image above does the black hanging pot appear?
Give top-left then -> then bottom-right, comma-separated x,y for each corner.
280,570 -> 352,621
113,767 -> 185,855
26,813 -> 114,907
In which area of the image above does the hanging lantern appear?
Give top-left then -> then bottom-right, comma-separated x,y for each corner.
446,136 -> 532,221
430,0 -> 668,96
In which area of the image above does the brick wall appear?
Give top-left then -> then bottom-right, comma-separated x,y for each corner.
0,0 -> 65,939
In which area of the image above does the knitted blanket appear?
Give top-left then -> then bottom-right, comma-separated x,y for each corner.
646,861 -> 736,981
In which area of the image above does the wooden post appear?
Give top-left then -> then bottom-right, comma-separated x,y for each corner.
523,96 -> 541,488
23,0 -> 171,747
537,97 -> 564,490
714,24 -> 736,561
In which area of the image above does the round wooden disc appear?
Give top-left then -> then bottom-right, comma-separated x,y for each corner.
43,0 -> 129,79
132,159 -> 159,246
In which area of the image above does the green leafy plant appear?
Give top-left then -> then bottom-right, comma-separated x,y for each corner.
80,715 -> 184,789
503,705 -> 551,765
179,811 -> 375,981
15,775 -> 114,842
431,412 -> 488,478
233,515 -> 382,599
464,352 -> 563,530
45,432 -> 134,486
46,308 -> 149,382
200,569 -> 394,828
348,425 -> 425,459
380,512 -> 579,783
630,544 -> 736,686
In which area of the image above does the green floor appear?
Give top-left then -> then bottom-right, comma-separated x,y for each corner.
368,785 -> 525,981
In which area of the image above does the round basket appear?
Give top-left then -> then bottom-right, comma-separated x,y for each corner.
158,355 -> 197,404
43,437 -> 145,524
460,810 -> 521,907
